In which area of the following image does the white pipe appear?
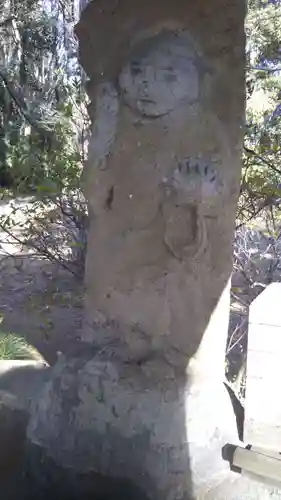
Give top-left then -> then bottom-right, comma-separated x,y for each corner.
223,444 -> 281,488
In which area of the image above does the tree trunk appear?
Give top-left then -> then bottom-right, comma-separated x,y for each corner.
25,1 -> 251,499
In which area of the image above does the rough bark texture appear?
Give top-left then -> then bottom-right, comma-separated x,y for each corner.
24,1 -> 258,499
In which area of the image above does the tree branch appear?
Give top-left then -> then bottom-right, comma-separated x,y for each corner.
0,69 -> 53,141
249,66 -> 281,73
244,145 -> 281,176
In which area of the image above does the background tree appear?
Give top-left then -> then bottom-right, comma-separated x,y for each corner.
0,0 -> 89,277
238,0 -> 281,227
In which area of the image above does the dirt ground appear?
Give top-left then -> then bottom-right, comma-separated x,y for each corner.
0,195 -> 86,364
0,254 -> 84,365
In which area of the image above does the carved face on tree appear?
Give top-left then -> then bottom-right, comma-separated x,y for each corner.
119,31 -> 199,117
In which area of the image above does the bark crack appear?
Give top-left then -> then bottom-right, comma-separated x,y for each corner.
104,186 -> 115,211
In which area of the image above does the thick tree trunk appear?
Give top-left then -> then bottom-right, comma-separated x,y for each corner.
25,1 -> 252,499
78,0 -> 245,378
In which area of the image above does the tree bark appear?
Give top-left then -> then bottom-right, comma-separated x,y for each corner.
26,1 -> 250,499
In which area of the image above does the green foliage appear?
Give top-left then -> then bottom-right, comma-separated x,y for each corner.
0,332 -> 43,360
239,0 -> 281,227
0,0 -> 88,194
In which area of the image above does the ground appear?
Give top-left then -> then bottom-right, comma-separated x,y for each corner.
0,195 -> 85,364
0,255 -> 84,365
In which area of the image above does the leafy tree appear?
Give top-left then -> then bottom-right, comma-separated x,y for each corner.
0,0 -> 89,278
0,0 -> 87,189
238,0 -> 281,228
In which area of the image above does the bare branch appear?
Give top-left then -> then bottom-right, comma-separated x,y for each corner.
249,66 -> 281,73
0,69 -> 54,141
244,145 -> 281,176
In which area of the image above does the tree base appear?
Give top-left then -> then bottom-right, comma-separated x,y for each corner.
17,442 -> 150,500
